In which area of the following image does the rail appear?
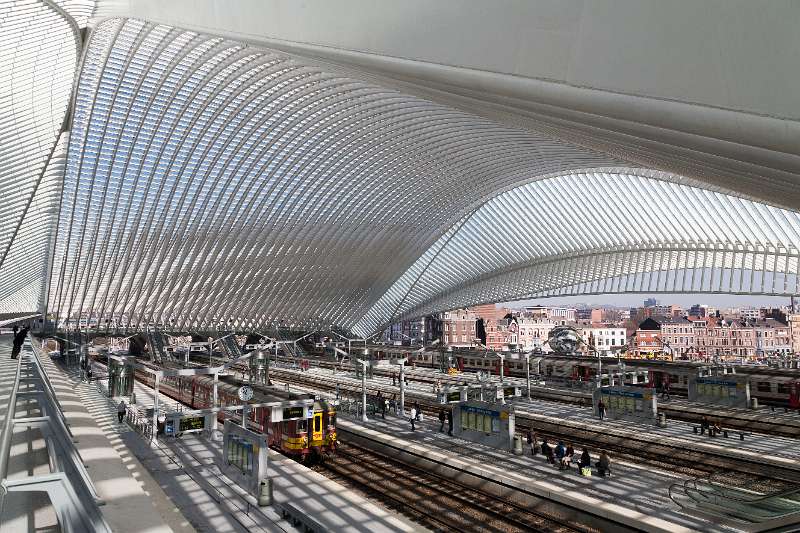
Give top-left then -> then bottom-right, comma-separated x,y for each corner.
0,339 -> 112,532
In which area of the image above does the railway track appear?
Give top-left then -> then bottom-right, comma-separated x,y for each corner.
316,440 -> 593,533
271,354 -> 800,439
269,368 -> 800,486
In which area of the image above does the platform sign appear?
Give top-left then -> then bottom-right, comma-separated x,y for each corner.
453,401 -> 515,451
271,405 -> 308,422
221,420 -> 269,496
688,374 -> 750,408
592,386 -> 657,423
179,416 -> 206,432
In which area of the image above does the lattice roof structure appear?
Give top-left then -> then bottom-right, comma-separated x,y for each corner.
3,4 -> 800,336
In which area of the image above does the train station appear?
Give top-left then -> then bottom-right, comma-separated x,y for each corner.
2,1 -> 800,532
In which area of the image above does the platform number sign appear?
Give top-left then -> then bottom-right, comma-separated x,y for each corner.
238,385 -> 254,402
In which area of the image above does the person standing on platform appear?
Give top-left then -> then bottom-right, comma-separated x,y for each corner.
438,408 -> 446,432
11,327 -> 28,359
376,390 -> 384,418
117,400 -> 127,423
410,405 -> 417,431
446,409 -> 453,436
530,431 -> 540,456
597,399 -> 606,421
12,324 -> 18,337
414,401 -> 421,421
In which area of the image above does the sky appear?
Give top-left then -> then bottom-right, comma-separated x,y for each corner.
501,293 -> 793,310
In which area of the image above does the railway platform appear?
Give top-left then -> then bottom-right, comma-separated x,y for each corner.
335,411 -> 734,533
272,366 -> 800,480
291,355 -> 800,436
82,355 -> 424,533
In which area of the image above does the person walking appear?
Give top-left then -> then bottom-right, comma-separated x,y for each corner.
117,400 -> 127,423
530,431 -> 539,456
12,324 -> 18,337
438,408 -> 446,432
414,401 -> 421,421
410,405 -> 417,431
446,409 -> 453,436
597,399 -> 606,421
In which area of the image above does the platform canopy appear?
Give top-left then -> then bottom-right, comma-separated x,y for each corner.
2,2 -> 800,336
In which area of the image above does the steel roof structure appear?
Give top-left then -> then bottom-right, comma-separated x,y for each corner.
3,3 -> 800,336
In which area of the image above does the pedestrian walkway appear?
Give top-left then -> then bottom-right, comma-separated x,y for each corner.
31,340 -> 183,532
0,334 -> 57,532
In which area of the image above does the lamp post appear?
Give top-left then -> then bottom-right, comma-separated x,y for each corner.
356,358 -> 369,422
524,351 -> 531,401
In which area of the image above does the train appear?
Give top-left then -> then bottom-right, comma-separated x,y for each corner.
134,369 -> 337,460
365,346 -> 800,408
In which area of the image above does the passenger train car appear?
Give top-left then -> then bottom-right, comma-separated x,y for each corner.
135,370 -> 337,459
393,347 -> 800,407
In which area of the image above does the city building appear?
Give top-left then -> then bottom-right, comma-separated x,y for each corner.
789,314 -> 800,354
441,309 -> 478,347
659,317 -> 697,358
516,315 -> 556,352
633,318 -> 663,358
696,318 -> 756,361
580,326 -> 627,355
753,318 -> 791,356
523,306 -> 575,325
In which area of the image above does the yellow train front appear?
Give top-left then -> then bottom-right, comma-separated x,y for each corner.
278,398 -> 337,460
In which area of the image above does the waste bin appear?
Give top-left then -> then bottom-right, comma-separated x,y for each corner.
258,478 -> 273,506
750,398 -> 759,409
658,412 -> 667,427
512,435 -> 523,455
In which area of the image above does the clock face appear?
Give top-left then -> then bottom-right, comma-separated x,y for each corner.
238,385 -> 254,401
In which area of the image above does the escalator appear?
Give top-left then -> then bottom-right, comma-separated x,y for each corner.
670,473 -> 800,531
220,334 -> 242,359
146,330 -> 174,363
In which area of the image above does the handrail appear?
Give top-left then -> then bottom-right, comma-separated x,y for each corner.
704,483 -> 800,506
0,340 -> 27,513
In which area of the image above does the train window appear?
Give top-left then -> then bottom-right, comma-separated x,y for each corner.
329,414 -> 336,427
778,383 -> 790,394
282,421 -> 289,432
757,382 -> 772,393
297,419 -> 307,432
314,415 -> 321,433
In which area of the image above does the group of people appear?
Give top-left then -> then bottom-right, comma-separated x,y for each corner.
525,429 -> 612,477
374,390 -> 400,419
10,324 -> 29,359
700,416 -> 722,435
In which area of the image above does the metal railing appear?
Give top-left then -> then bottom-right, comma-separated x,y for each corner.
0,339 -> 112,532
